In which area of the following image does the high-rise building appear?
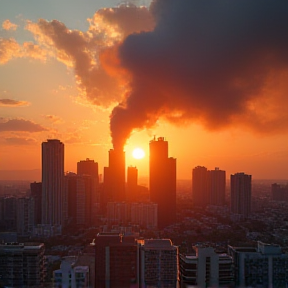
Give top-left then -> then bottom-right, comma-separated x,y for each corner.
149,137 -> 176,228
271,183 -> 288,201
126,166 -> 138,202
140,239 -> 178,287
209,167 -> 226,206
65,172 -> 95,226
42,139 -> 65,226
16,197 -> 34,236
30,182 -> 42,225
228,241 -> 288,287
192,166 -> 209,207
179,246 -> 234,287
0,242 -> 45,287
103,149 -> 126,204
95,233 -> 138,287
230,172 -> 251,218
192,167 -> 226,207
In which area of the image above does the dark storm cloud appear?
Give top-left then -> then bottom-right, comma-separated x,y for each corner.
110,0 -> 288,149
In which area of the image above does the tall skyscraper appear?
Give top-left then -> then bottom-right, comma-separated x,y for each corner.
127,166 -> 138,202
192,166 -> 209,207
42,139 -> 65,226
192,166 -> 226,207
77,158 -> 99,181
30,182 -> 42,225
209,167 -> 226,206
230,172 -> 252,218
103,149 -> 126,204
149,137 -> 176,228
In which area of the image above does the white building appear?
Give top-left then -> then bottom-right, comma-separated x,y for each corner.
228,241 -> 288,287
140,239 -> 178,287
179,245 -> 233,287
42,139 -> 65,226
53,256 -> 90,288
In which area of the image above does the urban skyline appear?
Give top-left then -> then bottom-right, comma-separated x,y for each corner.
1,0 -> 288,180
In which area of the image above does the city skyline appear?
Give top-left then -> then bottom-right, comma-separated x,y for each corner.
1,0 -> 288,180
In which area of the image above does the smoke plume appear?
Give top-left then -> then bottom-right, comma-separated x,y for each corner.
110,0 -> 288,149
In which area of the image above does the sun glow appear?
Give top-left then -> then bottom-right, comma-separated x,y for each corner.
132,147 -> 145,159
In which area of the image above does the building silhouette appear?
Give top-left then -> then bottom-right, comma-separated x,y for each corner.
230,172 -> 252,218
103,149 -> 126,205
149,137 -> 176,228
41,139 -> 65,226
30,182 -> 42,225
126,166 -> 138,202
192,166 -> 226,207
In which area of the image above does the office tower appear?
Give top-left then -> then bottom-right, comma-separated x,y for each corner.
149,137 -> 176,228
106,202 -> 130,225
140,239 -> 178,287
126,166 -> 138,202
16,197 -> 34,236
30,182 -> 42,225
228,241 -> 288,287
192,166 -> 209,207
65,173 -> 94,226
95,233 -> 138,287
103,149 -> 126,204
42,139 -> 65,226
230,172 -> 251,218
77,158 -> 99,179
0,242 -> 45,287
179,246 -> 234,287
209,167 -> 226,206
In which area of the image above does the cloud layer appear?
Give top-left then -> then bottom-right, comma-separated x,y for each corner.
0,99 -> 30,107
0,119 -> 47,132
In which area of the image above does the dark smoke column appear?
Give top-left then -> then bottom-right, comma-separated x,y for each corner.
149,137 -> 176,228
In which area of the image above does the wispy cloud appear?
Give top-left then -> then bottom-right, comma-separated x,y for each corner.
5,137 -> 37,145
0,99 -> 30,107
43,114 -> 63,124
2,20 -> 18,31
0,118 -> 47,132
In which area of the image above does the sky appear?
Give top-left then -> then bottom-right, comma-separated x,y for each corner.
0,0 -> 288,180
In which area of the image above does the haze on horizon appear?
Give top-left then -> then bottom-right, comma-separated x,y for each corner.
0,0 -> 287,180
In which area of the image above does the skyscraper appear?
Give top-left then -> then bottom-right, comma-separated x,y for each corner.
103,149 -> 126,203
230,172 -> 252,218
192,166 -> 226,207
42,139 -> 65,226
192,166 -> 209,207
127,166 -> 138,202
149,137 -> 176,228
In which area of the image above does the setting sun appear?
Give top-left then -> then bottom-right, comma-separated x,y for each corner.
132,148 -> 145,159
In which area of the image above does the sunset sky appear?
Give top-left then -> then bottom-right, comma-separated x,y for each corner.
1,0 -> 288,180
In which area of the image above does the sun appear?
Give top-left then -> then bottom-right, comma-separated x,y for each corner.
132,148 -> 145,159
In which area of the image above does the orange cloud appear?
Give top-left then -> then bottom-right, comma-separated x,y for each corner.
43,114 -> 63,124
0,38 -> 21,63
0,99 -> 30,107
0,118 -> 47,132
2,20 -> 18,31
5,137 -> 37,145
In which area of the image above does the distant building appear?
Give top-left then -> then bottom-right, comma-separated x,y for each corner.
179,246 -> 233,287
230,172 -> 252,218
30,182 -> 42,225
16,197 -> 34,236
140,239 -> 178,287
0,242 -> 45,287
130,202 -> 158,229
53,256 -> 89,288
2,196 -> 17,230
126,166 -> 138,202
192,167 -> 226,207
65,173 -> 95,226
149,137 -> 176,228
228,241 -> 288,287
42,139 -> 65,226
